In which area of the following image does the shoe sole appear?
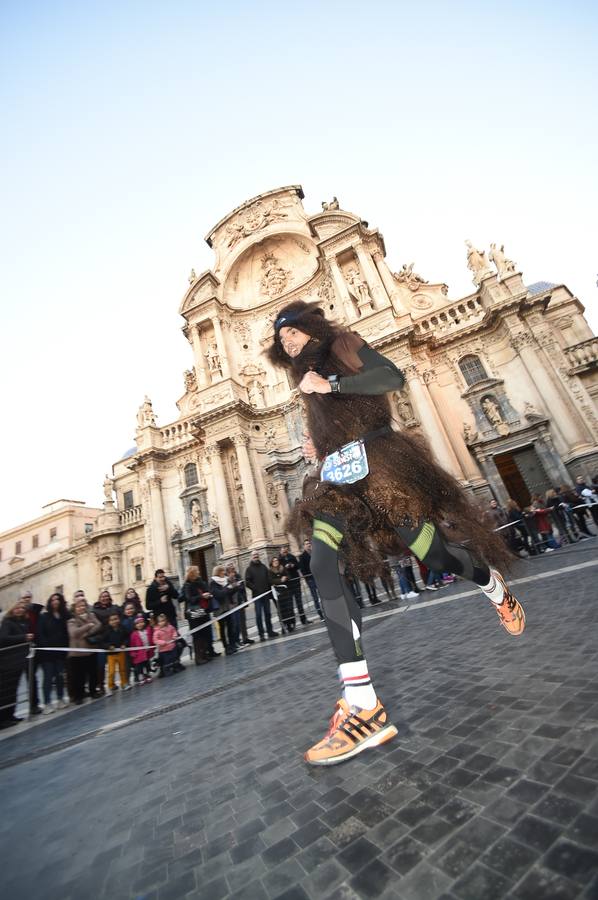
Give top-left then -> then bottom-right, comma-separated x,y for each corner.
304,723 -> 398,766
492,570 -> 526,636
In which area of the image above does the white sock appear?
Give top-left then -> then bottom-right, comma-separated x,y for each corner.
479,570 -> 506,605
339,659 -> 377,710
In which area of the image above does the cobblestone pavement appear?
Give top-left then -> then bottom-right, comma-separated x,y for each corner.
1,542 -> 598,900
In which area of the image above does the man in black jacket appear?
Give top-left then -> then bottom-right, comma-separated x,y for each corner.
244,552 -> 278,641
279,545 -> 311,625
298,539 -> 323,620
145,570 -> 179,626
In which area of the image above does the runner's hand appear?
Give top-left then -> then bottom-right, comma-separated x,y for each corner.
299,372 -> 331,394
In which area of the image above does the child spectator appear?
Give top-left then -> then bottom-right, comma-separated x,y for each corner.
129,616 -> 154,684
153,613 -> 179,676
103,613 -> 131,693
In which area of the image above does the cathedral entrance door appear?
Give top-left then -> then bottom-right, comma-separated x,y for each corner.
494,445 -> 551,507
189,548 -> 208,582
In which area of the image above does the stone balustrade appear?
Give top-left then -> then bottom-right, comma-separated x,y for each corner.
565,337 -> 598,373
119,505 -> 143,527
160,418 -> 193,447
413,297 -> 484,337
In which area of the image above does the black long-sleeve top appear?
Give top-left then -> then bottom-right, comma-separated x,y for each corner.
336,345 -> 405,395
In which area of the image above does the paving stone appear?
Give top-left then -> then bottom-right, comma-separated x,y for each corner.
451,862 -> 512,900
337,836 -> 380,874
261,858 -> 305,899
432,838 -> 480,878
410,816 -> 454,847
261,837 -> 299,868
533,792 -> 584,825
507,778 -> 549,804
543,839 -> 598,884
511,866 -> 580,900
554,773 -> 598,802
510,814 -> 562,851
348,858 -> 395,899
480,835 -> 539,880
384,834 -> 426,875
437,797 -> 480,826
393,860 -> 452,900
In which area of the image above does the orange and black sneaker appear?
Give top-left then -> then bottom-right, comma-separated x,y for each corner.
491,569 -> 526,636
304,698 -> 398,766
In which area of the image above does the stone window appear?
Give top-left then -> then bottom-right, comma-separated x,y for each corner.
15,540 -> 22,555
32,534 -> 39,549
459,355 -> 488,387
84,522 -> 93,534
184,463 -> 199,488
134,563 -> 143,583
123,490 -> 134,510
49,527 -> 57,542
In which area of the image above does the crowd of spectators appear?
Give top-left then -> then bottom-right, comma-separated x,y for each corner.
1,489 -> 596,731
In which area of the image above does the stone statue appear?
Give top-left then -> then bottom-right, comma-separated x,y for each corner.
171,522 -> 182,538
137,395 -> 156,428
393,262 -> 429,291
209,511 -> 219,527
231,454 -> 240,484
101,557 -> 113,582
266,482 -> 278,506
188,268 -> 197,285
465,241 -> 493,286
205,342 -> 223,377
248,379 -> 265,407
321,196 -> 339,211
264,424 -> 277,450
489,243 -> 517,280
103,474 -> 114,503
346,267 -> 371,308
184,369 -> 197,392
190,499 -> 201,533
462,423 -> 478,445
394,390 -> 416,425
524,401 -> 542,420
482,396 -> 510,435
260,253 -> 289,298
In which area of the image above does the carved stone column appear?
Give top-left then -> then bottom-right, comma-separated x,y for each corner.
404,365 -> 462,478
212,315 -> 230,378
232,434 -> 266,545
206,443 -> 238,553
328,256 -> 357,322
191,326 -> 208,386
355,244 -> 387,309
372,250 -> 406,313
147,474 -> 171,572
513,332 -> 591,452
424,370 -> 482,482
476,452 -> 510,506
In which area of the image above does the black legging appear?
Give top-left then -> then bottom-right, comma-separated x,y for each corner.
311,515 -> 490,667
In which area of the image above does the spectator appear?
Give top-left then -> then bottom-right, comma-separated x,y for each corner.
363,579 -> 381,605
506,499 -> 529,556
575,475 -> 598,527
0,600 -> 31,729
21,590 -> 43,715
298,539 -> 323,620
530,496 -> 559,551
92,589 -> 120,694
225,563 -> 254,647
182,566 -> 212,665
244,551 -> 278,641
67,595 -> 102,704
379,563 -> 399,601
121,602 -> 139,639
488,498 -> 508,530
153,613 -> 179,676
344,563 -> 364,609
393,554 -> 420,598
546,488 -> 577,544
102,612 -> 131,694
209,565 -> 237,655
269,557 -> 295,633
559,485 -> 592,538
130,616 -> 154,684
36,593 -> 70,713
123,588 -> 145,615
279,544 -> 311,625
145,569 -> 179,627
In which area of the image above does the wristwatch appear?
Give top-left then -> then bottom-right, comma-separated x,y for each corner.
327,375 -> 341,393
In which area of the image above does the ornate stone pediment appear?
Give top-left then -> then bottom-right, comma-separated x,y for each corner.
179,271 -> 220,314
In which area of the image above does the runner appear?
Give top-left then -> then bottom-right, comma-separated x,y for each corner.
267,300 -> 526,766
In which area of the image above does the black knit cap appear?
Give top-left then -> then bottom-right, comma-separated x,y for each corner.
266,300 -> 334,369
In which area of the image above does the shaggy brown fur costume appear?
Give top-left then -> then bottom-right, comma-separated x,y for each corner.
267,301 -> 511,581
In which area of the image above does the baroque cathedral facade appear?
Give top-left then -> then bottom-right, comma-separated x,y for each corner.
4,185 -> 597,603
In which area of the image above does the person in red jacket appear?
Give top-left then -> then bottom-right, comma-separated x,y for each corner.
129,616 -> 154,684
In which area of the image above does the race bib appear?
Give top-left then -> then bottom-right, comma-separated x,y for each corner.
321,440 -> 369,485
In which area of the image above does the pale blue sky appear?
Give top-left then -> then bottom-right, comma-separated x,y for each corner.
1,0 -> 597,532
